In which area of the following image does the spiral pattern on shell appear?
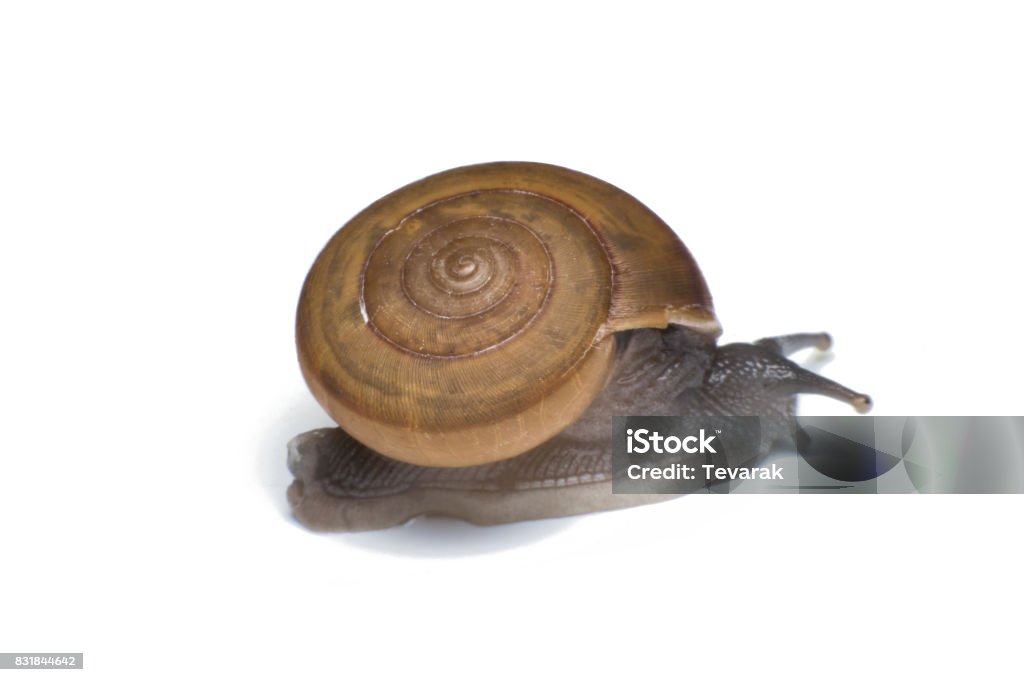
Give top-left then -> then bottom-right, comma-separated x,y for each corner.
297,162 -> 718,467
362,191 -> 578,358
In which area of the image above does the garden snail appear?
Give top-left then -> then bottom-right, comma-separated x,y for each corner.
287,162 -> 871,531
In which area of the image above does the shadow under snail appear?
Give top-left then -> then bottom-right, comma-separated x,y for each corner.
287,161 -> 871,532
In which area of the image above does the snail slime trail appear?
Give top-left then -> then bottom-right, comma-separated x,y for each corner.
288,162 -> 872,532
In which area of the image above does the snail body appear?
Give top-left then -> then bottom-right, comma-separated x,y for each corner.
288,162 -> 870,531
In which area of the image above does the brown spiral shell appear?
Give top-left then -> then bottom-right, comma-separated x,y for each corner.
297,162 -> 720,467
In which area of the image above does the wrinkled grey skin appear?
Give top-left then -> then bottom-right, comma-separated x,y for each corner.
287,326 -> 870,532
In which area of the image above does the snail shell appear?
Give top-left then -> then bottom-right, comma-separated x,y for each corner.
296,162 -> 720,467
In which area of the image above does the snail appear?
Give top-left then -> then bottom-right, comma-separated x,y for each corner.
287,162 -> 871,532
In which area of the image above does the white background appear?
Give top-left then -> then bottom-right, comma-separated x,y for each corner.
2,2 -> 1022,680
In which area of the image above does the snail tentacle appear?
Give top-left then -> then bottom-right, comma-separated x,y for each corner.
755,332 -> 832,355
